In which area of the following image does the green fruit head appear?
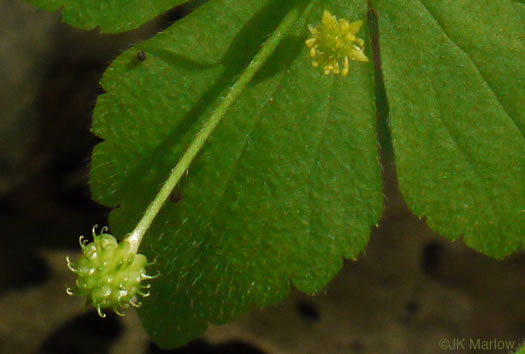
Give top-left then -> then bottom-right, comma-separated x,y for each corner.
66,226 -> 156,317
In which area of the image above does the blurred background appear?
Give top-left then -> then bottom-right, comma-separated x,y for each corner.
1,1 -> 524,353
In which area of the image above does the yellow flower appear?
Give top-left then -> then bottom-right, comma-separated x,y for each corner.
305,10 -> 369,76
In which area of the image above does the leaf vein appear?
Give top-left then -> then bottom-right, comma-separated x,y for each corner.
208,76 -> 290,230
418,0 -> 525,139
307,77 -> 336,238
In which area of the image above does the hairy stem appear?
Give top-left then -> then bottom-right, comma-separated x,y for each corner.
126,2 -> 306,252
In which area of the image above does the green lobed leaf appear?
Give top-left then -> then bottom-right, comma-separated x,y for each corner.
372,0 -> 525,258
90,0 -> 382,347
516,344 -> 525,354
24,0 -> 190,33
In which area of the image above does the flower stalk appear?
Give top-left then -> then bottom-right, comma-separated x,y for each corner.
66,1 -> 308,317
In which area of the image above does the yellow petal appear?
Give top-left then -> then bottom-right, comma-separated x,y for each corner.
342,56 -> 349,76
347,20 -> 364,34
333,62 -> 340,74
345,33 -> 356,42
305,38 -> 317,47
350,47 -> 369,62
322,10 -> 337,27
340,19 -> 350,31
308,24 -> 319,35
